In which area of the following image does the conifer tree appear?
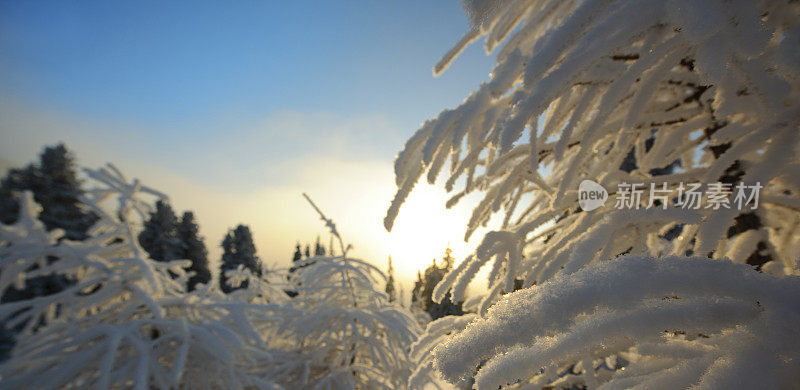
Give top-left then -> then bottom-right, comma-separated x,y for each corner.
411,248 -> 463,321
285,243 -> 304,297
385,257 -> 397,302
292,242 -> 302,263
0,145 -> 94,310
232,225 -> 260,273
35,144 -> 97,240
138,200 -> 182,261
219,224 -> 261,293
177,211 -> 210,291
220,233 -> 235,293
303,244 -> 310,258
0,144 -> 96,240
313,235 -> 326,256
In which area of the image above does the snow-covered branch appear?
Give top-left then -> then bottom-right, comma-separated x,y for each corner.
389,0 -> 800,387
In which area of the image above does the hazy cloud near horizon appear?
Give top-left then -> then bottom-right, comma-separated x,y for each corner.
0,98 -> 406,189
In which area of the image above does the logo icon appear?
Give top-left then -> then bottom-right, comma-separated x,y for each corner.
578,179 -> 608,211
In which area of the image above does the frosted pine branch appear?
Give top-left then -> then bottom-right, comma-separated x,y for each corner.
432,255 -> 800,389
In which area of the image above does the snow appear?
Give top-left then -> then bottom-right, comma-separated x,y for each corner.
2,0 -> 799,388
0,166 -> 420,389
432,255 -> 800,388
386,0 -> 800,387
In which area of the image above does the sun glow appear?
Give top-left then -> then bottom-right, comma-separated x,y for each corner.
386,182 -> 486,284
214,158 -> 494,291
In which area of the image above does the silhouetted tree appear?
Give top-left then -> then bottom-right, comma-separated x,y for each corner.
0,145 -> 96,302
284,243 -> 305,298
138,200 -> 182,261
0,144 -> 96,240
292,243 -> 303,262
177,211 -> 210,291
385,257 -> 397,302
0,144 -> 97,357
35,144 -> 97,240
411,248 -> 463,321
314,236 -> 326,256
219,225 -> 261,293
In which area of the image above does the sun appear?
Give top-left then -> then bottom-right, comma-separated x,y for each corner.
386,182 -> 484,283
284,161 -> 494,288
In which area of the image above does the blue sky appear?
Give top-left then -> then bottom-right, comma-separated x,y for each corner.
1,1 -> 492,156
0,1 -> 498,281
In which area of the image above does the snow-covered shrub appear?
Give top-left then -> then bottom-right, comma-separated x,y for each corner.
386,0 -> 800,387
266,194 -> 419,389
0,166 -> 422,389
0,165 -> 286,389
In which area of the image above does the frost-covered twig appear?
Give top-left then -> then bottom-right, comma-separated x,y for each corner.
269,194 -> 421,388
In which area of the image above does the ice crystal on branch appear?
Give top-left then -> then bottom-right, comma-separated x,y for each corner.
269,194 -> 419,388
386,0 -> 800,308
388,0 -> 800,387
433,256 -> 800,389
0,165 -> 287,389
1,166 -> 421,389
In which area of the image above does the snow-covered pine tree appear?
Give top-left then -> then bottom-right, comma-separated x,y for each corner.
177,211 -> 211,291
138,199 -> 183,262
385,256 -> 397,302
386,0 -> 800,387
219,224 -> 261,293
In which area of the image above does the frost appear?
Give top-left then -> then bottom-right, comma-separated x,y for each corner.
432,255 -> 800,389
1,166 -> 419,389
389,0 -> 800,388
0,166 -> 287,388
387,0 -> 800,294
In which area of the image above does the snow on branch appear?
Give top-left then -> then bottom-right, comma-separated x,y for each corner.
433,255 -> 800,389
387,0 -> 800,310
0,166 -> 288,389
390,0 -> 800,387
276,194 -> 420,388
